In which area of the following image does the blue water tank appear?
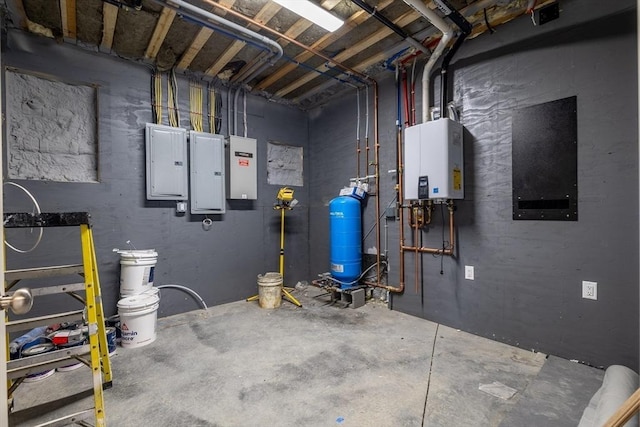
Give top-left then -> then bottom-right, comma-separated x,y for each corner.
329,195 -> 362,286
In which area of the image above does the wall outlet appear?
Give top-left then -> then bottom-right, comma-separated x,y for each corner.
582,281 -> 597,300
465,265 -> 474,280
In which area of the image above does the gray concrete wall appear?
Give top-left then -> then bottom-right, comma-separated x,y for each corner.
2,30 -> 310,318
310,3 -> 638,368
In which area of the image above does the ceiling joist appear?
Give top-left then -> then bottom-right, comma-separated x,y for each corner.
145,7 -> 177,60
276,9 -> 420,98
6,0 -> 549,107
60,0 -> 76,40
233,0 -> 341,85
254,0 -> 396,92
206,2 -> 282,78
176,0 -> 237,71
100,2 -> 118,53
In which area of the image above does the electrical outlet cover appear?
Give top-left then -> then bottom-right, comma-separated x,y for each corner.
465,265 -> 474,280
582,281 -> 597,300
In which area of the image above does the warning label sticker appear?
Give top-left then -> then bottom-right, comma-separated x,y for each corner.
239,159 -> 249,167
453,167 -> 462,191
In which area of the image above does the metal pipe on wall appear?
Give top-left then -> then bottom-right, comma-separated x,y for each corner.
402,203 -> 455,255
402,0 -> 454,123
434,0 -> 472,116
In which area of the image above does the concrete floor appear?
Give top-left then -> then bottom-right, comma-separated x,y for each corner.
10,287 -> 604,426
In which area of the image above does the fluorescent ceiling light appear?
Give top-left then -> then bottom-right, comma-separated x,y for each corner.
273,0 -> 344,32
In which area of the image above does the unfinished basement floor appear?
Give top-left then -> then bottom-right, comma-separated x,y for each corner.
10,287 -> 604,426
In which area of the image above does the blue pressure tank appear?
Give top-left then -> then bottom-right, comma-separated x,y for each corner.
329,195 -> 362,286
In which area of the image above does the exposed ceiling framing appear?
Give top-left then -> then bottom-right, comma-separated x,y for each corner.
2,0 -> 556,108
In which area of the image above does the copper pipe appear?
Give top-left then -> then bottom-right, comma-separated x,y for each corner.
414,209 -> 419,293
402,204 -> 456,255
373,84 -> 381,286
366,121 -> 405,293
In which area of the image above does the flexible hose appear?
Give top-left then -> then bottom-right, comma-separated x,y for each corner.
331,261 -> 388,287
157,284 -> 208,310
4,182 -> 44,253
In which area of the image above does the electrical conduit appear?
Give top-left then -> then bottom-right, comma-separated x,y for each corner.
152,0 -> 283,67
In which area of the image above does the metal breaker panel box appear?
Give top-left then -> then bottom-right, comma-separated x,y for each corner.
146,123 -> 188,200
190,131 -> 225,214
226,135 -> 257,200
404,118 -> 464,200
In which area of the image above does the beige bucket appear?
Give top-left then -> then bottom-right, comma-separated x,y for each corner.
257,272 -> 282,309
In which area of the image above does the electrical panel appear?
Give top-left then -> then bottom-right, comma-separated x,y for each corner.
189,131 -> 225,214
146,123 -> 188,200
404,118 -> 464,200
226,135 -> 257,200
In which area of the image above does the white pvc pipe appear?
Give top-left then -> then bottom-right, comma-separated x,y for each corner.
402,0 -> 454,123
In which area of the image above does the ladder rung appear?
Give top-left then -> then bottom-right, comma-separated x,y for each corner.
6,310 -> 84,333
30,283 -> 87,297
32,408 -> 94,427
5,264 -> 84,281
7,344 -> 91,379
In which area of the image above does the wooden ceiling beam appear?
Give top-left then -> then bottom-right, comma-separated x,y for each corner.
240,0 -> 341,86
176,0 -> 237,71
276,11 -> 419,98
254,0 -> 396,92
100,2 -> 118,53
293,1 -> 558,104
206,2 -> 281,78
60,0 -> 76,40
144,7 -> 177,59
177,28 -> 213,70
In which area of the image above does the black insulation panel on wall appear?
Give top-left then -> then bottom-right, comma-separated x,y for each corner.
512,96 -> 578,220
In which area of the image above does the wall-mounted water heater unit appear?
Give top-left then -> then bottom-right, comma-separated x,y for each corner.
227,135 -> 257,200
404,118 -> 464,200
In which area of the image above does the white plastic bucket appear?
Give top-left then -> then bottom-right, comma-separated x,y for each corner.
117,249 -> 158,296
257,272 -> 282,309
117,289 -> 160,348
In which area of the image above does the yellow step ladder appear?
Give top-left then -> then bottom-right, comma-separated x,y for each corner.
3,212 -> 112,426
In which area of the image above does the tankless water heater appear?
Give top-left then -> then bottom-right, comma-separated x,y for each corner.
404,118 -> 464,200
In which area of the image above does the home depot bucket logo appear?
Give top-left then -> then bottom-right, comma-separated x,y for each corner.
120,322 -> 138,342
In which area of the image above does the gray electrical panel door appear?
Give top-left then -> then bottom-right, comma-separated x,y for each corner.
227,135 -> 257,200
146,123 -> 188,200
190,131 -> 225,214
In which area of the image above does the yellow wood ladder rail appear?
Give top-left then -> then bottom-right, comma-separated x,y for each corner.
603,387 -> 640,427
3,212 -> 112,427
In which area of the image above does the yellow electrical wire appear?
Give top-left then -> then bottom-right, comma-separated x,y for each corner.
153,72 -> 162,124
189,79 -> 205,132
209,85 -> 215,134
168,72 -> 177,127
190,80 -> 195,130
